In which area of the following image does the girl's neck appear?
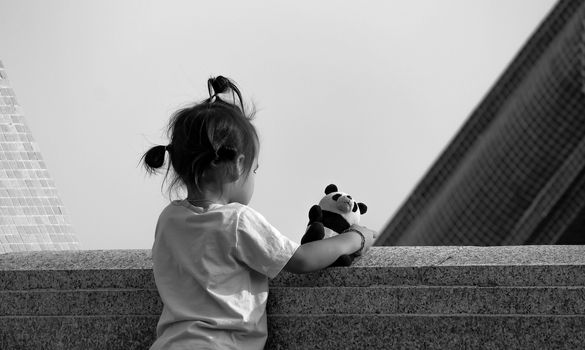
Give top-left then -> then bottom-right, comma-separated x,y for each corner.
186,198 -> 221,209
186,187 -> 228,207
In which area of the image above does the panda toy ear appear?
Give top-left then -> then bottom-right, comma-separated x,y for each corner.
358,203 -> 368,214
325,184 -> 338,195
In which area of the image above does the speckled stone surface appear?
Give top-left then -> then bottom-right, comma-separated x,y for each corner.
2,247 -> 585,349
0,316 -> 158,350
0,249 -> 153,270
355,246 -> 585,266
0,289 -> 162,316
3,246 -> 585,271
267,286 -> 585,315
2,286 -> 585,317
3,247 -> 585,290
272,246 -> 585,287
266,315 -> 585,350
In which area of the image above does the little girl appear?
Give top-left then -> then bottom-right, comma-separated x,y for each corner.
142,76 -> 377,350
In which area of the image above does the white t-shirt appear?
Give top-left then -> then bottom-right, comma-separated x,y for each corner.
150,200 -> 299,350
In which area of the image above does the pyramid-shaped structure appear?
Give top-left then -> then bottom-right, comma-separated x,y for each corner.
0,60 -> 79,252
378,0 -> 585,246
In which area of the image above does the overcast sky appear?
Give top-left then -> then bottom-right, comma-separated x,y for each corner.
0,0 -> 557,249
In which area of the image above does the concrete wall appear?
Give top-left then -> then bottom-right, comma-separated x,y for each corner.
1,246 -> 585,349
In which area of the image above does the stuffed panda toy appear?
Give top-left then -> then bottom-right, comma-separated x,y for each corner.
300,184 -> 368,267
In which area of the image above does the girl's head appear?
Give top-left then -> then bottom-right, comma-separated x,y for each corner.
142,76 -> 259,204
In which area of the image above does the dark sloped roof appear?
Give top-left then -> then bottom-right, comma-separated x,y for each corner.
378,0 -> 585,246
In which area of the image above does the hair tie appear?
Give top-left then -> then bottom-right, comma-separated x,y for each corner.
208,76 -> 229,96
213,146 -> 237,162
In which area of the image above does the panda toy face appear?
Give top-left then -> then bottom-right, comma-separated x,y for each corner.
319,184 -> 367,227
301,184 -> 369,266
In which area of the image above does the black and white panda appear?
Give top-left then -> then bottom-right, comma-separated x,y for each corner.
300,184 -> 368,267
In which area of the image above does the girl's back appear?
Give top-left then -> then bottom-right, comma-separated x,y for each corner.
151,200 -> 297,350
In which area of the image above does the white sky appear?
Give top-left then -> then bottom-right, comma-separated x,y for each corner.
0,0 -> 557,249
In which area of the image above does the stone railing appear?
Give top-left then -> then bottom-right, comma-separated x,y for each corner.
1,246 -> 585,349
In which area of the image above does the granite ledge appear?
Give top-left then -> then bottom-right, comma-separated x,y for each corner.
2,246 -> 585,271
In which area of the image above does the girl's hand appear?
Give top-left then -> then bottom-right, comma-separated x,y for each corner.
347,224 -> 378,255
284,224 -> 378,274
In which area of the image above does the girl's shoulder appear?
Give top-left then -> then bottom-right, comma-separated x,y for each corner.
229,203 -> 274,229
228,202 -> 263,216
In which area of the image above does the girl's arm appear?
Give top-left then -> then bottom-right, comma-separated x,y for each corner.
283,226 -> 377,274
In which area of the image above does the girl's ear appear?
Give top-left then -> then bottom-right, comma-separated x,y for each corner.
235,154 -> 246,176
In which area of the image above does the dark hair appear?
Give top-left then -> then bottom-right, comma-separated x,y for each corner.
141,76 -> 258,197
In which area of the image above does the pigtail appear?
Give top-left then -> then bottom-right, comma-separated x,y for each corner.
208,76 -> 231,97
207,76 -> 247,115
141,144 -> 168,174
